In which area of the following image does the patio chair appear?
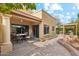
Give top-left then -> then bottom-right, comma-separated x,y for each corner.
26,34 -> 35,40
11,32 -> 17,44
25,36 -> 31,40
16,35 -> 23,43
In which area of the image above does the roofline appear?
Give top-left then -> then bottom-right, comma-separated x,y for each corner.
11,10 -> 42,22
32,9 -> 57,20
32,9 -> 56,20
42,10 -> 57,20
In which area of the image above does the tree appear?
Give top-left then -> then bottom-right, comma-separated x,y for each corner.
77,13 -> 79,18
56,17 -> 62,27
0,3 -> 36,14
69,18 -> 76,23
21,3 -> 36,10
75,13 -> 79,22
55,17 -> 63,34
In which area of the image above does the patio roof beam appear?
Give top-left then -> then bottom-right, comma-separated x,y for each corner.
11,15 -> 41,24
11,10 -> 42,22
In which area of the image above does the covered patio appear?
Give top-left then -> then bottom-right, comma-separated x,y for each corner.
0,10 -> 41,55
10,10 -> 41,44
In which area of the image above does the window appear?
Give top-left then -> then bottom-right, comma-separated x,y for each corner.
52,26 -> 54,31
44,25 -> 49,34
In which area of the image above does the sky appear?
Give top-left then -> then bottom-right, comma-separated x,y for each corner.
35,3 -> 79,24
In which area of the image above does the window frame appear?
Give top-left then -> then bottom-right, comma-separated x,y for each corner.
44,24 -> 49,34
52,26 -> 54,31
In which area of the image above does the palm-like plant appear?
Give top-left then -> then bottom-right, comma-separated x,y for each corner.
21,3 -> 36,10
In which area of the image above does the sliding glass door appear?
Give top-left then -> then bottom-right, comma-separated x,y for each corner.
11,24 -> 29,35
32,25 -> 39,38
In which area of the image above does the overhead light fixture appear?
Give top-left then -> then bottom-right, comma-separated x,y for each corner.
21,19 -> 23,22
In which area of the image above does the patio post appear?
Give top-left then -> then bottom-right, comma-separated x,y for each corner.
29,25 -> 33,36
76,23 -> 77,35
39,22 -> 46,42
0,14 -> 12,55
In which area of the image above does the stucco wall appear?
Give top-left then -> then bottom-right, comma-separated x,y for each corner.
32,10 -> 42,19
0,24 -> 3,43
39,10 -> 56,39
0,14 -> 3,43
42,11 -> 56,32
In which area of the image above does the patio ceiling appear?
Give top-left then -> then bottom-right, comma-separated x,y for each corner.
10,10 -> 42,24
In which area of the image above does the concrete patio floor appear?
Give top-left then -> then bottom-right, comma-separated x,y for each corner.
3,38 -> 72,56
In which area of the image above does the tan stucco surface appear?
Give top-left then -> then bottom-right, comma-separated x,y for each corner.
0,10 -> 56,55
0,24 -> 3,43
32,10 -> 56,39
32,10 -> 42,19
42,10 -> 56,33
0,14 -> 3,43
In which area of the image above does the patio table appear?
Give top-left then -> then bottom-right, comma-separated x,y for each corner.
16,34 -> 27,42
16,34 -> 26,36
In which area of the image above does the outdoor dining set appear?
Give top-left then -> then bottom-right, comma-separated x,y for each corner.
11,32 -> 33,44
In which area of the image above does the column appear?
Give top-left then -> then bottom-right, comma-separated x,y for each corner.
0,14 -> 12,55
2,16 -> 11,43
39,22 -> 45,41
0,13 -> 3,43
29,25 -> 33,36
76,23 -> 77,35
